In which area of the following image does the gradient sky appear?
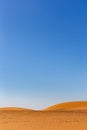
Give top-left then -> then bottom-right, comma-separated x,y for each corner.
0,0 -> 87,110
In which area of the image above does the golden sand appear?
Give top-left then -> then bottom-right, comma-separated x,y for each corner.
45,101 -> 87,111
0,101 -> 87,130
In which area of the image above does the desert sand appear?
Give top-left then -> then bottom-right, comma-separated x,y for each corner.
0,101 -> 87,130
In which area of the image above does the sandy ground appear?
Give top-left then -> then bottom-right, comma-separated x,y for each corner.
0,109 -> 87,130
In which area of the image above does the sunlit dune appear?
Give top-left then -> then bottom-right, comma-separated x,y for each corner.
44,101 -> 87,111
0,107 -> 32,111
0,101 -> 87,130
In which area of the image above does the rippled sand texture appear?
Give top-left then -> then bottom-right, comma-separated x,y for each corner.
0,109 -> 87,130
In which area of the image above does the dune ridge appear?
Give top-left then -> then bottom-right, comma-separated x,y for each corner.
44,101 -> 87,111
0,101 -> 87,111
0,107 -> 33,111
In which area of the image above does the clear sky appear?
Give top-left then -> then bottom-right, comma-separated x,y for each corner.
0,0 -> 87,110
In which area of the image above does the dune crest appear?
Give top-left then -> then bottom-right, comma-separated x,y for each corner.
44,101 -> 87,111
0,107 -> 32,111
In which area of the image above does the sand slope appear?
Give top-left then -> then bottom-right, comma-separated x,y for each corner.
0,101 -> 87,130
45,101 -> 87,111
0,107 -> 33,111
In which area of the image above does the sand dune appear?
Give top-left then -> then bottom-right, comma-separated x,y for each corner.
45,101 -> 87,111
0,101 -> 87,130
0,107 -> 33,111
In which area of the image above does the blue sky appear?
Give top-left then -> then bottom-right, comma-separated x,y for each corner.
0,0 -> 87,109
